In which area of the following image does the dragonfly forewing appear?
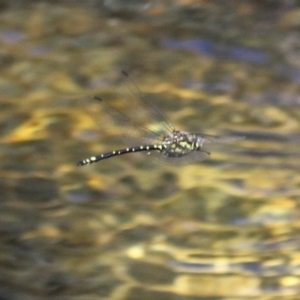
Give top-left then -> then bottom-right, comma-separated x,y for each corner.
198,134 -> 245,144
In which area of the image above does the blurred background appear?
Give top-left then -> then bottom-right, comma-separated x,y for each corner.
0,1 -> 300,299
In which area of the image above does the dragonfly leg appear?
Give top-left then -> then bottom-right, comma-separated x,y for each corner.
200,149 -> 210,155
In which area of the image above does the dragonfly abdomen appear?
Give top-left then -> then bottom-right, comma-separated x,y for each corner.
77,144 -> 163,166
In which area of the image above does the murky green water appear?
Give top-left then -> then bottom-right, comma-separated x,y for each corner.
0,1 -> 300,299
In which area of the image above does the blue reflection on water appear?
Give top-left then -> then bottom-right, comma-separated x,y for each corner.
162,38 -> 269,64
0,29 -> 26,44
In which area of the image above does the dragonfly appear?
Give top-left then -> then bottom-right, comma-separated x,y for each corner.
77,71 -> 244,166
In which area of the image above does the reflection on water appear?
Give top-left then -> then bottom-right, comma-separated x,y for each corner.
0,1 -> 300,299
162,38 -> 270,65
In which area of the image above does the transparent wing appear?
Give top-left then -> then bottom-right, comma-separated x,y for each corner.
198,134 -> 245,144
200,133 -> 244,161
118,71 -> 174,134
80,71 -> 174,146
80,95 -> 159,145
150,148 -> 210,165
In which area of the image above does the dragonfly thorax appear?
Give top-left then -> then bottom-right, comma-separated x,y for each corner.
160,130 -> 201,158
